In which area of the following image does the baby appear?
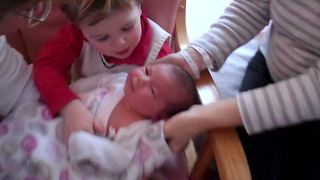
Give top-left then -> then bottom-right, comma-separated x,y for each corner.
68,62 -> 197,179
0,63 -> 197,180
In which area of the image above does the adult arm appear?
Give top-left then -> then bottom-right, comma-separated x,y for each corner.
0,36 -> 34,116
164,62 -> 320,151
192,0 -> 270,69
159,0 -> 271,78
238,62 -> 320,134
164,98 -> 242,152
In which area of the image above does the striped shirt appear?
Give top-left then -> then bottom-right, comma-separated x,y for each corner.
191,0 -> 320,134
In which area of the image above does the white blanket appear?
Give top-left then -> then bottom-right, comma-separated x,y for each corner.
0,72 -> 172,180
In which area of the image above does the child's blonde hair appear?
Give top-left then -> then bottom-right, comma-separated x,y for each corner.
61,0 -> 141,26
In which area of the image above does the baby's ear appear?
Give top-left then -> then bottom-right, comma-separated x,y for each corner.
152,113 -> 166,121
152,115 -> 160,122
158,112 -> 170,121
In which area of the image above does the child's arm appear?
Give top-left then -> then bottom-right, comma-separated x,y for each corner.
33,22 -> 84,116
60,99 -> 95,142
33,22 -> 95,141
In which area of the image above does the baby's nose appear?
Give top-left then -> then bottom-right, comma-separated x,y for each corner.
137,76 -> 149,88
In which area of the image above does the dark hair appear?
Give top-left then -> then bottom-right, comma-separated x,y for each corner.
61,0 -> 141,25
0,0 -> 39,20
163,64 -> 198,117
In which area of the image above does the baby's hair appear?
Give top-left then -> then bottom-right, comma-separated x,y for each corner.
163,63 -> 198,118
61,0 -> 141,26
0,0 -> 40,20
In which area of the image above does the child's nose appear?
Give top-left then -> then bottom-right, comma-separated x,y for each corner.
116,37 -> 126,45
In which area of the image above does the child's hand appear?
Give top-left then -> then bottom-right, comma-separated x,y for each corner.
93,120 -> 107,136
61,99 -> 94,143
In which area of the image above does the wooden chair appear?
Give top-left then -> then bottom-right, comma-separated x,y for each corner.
6,0 -> 251,179
174,0 -> 251,179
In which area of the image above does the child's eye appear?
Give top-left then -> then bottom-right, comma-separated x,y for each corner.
145,67 -> 149,75
96,35 -> 109,42
122,24 -> 133,32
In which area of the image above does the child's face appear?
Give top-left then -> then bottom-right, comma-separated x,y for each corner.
80,4 -> 142,59
123,64 -> 185,119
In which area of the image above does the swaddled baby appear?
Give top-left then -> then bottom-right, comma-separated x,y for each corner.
0,63 -> 196,180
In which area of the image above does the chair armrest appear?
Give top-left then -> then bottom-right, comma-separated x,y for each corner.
174,0 -> 189,51
192,69 -> 251,180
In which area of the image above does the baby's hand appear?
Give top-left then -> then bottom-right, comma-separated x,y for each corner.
61,99 -> 94,143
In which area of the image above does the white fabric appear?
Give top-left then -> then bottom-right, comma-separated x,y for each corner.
70,72 -> 127,127
69,121 -> 171,180
0,36 -> 39,116
72,18 -> 171,79
211,37 -> 260,98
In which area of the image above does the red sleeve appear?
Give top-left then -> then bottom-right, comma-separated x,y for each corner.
33,22 -> 84,116
156,40 -> 172,59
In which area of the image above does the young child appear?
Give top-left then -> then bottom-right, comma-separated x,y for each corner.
0,63 -> 197,179
33,0 -> 172,140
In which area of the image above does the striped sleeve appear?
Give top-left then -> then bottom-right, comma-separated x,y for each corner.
190,0 -> 270,69
237,62 -> 320,134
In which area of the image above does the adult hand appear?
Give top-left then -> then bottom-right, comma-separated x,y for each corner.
61,99 -> 94,143
156,48 -> 206,80
157,52 -> 189,71
164,98 -> 243,152
163,105 -> 203,152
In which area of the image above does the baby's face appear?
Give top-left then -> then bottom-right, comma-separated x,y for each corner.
80,3 -> 142,59
123,64 -> 183,119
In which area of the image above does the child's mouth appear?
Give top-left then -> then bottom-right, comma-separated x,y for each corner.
116,48 -> 130,56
